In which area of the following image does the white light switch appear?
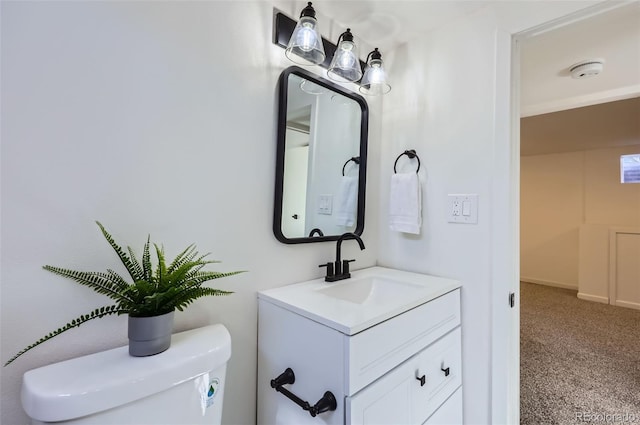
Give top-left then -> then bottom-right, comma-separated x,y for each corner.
462,201 -> 471,216
448,194 -> 478,224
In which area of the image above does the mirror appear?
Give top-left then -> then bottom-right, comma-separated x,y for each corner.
274,66 -> 369,244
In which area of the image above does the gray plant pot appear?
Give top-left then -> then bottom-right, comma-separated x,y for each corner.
128,310 -> 175,357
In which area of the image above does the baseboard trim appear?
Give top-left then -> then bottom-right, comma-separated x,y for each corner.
520,277 -> 578,290
577,293 -> 609,304
612,300 -> 640,311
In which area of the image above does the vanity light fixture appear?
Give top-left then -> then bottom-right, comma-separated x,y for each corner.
285,2 -> 326,66
359,48 -> 391,95
273,8 -> 391,96
327,29 -> 363,83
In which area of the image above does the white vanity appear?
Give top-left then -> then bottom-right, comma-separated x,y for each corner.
257,267 -> 462,424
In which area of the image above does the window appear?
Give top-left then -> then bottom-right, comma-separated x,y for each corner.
621,154 -> 640,183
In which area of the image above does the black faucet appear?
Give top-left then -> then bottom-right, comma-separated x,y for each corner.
319,232 -> 365,282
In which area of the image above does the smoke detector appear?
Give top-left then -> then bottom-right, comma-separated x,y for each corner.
569,59 -> 604,79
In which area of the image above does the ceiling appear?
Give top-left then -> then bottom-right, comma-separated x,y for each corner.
520,2 -> 640,156
520,1 -> 640,117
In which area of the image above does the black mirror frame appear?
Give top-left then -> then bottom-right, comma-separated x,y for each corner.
273,66 -> 369,244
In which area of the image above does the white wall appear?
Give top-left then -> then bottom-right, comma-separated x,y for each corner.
0,3 -> 381,424
520,152 -> 584,288
379,17 -> 498,423
377,2 -> 602,423
521,145 -> 640,289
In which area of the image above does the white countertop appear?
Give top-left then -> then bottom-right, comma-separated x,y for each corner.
257,266 -> 461,335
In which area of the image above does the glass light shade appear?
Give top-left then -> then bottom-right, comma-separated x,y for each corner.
299,79 -> 327,95
359,57 -> 391,95
327,30 -> 362,83
285,16 -> 326,66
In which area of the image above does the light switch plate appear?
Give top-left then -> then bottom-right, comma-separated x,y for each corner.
318,194 -> 333,215
448,194 -> 478,223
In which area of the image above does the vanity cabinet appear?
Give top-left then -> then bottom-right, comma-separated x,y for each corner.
257,267 -> 462,425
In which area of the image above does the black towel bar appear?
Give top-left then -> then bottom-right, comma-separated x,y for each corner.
270,368 -> 337,418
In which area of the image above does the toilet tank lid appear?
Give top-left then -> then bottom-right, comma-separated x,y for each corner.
21,324 -> 231,423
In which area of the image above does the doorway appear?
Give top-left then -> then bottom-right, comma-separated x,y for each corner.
512,3 -> 640,423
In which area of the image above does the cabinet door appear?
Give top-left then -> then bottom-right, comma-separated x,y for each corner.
347,328 -> 462,425
411,328 -> 462,423
346,362 -> 413,425
423,388 -> 463,425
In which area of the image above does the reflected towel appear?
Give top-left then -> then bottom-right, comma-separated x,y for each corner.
389,173 -> 422,234
335,176 -> 358,227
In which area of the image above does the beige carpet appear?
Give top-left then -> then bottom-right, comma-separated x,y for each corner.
520,282 -> 640,424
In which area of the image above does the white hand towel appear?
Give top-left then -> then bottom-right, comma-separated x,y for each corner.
335,176 -> 358,227
389,173 -> 422,234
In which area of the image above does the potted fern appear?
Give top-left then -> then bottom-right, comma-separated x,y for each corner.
4,222 -> 244,366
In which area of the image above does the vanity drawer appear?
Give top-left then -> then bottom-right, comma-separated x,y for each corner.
344,289 -> 460,394
346,327 -> 462,424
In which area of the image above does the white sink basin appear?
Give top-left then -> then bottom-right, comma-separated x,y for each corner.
316,276 -> 424,305
257,267 -> 460,335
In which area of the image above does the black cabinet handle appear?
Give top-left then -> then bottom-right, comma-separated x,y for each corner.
441,365 -> 450,377
416,374 -> 426,387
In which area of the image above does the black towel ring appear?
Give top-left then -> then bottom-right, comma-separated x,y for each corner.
394,150 -> 421,174
342,156 -> 360,176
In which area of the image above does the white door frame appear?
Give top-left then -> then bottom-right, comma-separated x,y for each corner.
493,2 -> 633,422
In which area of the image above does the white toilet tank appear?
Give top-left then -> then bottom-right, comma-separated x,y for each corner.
21,324 -> 231,425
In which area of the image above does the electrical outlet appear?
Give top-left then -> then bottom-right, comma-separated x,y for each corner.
452,200 -> 462,216
448,194 -> 478,223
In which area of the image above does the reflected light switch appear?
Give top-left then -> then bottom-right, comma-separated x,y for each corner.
318,194 -> 333,215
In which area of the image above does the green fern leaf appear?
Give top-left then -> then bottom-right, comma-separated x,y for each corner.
3,305 -> 126,366
43,266 -> 134,304
154,244 -> 166,290
142,236 -> 152,282
96,221 -> 142,281
105,269 -> 132,292
171,287 -> 233,311
167,244 -> 198,274
126,246 -> 144,281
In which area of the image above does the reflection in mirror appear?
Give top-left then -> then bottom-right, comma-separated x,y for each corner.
274,67 -> 368,244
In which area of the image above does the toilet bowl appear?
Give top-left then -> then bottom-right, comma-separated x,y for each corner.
21,324 -> 231,424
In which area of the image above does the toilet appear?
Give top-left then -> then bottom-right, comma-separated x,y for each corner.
21,324 -> 231,424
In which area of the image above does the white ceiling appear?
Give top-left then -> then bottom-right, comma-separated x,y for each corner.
520,1 -> 640,117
